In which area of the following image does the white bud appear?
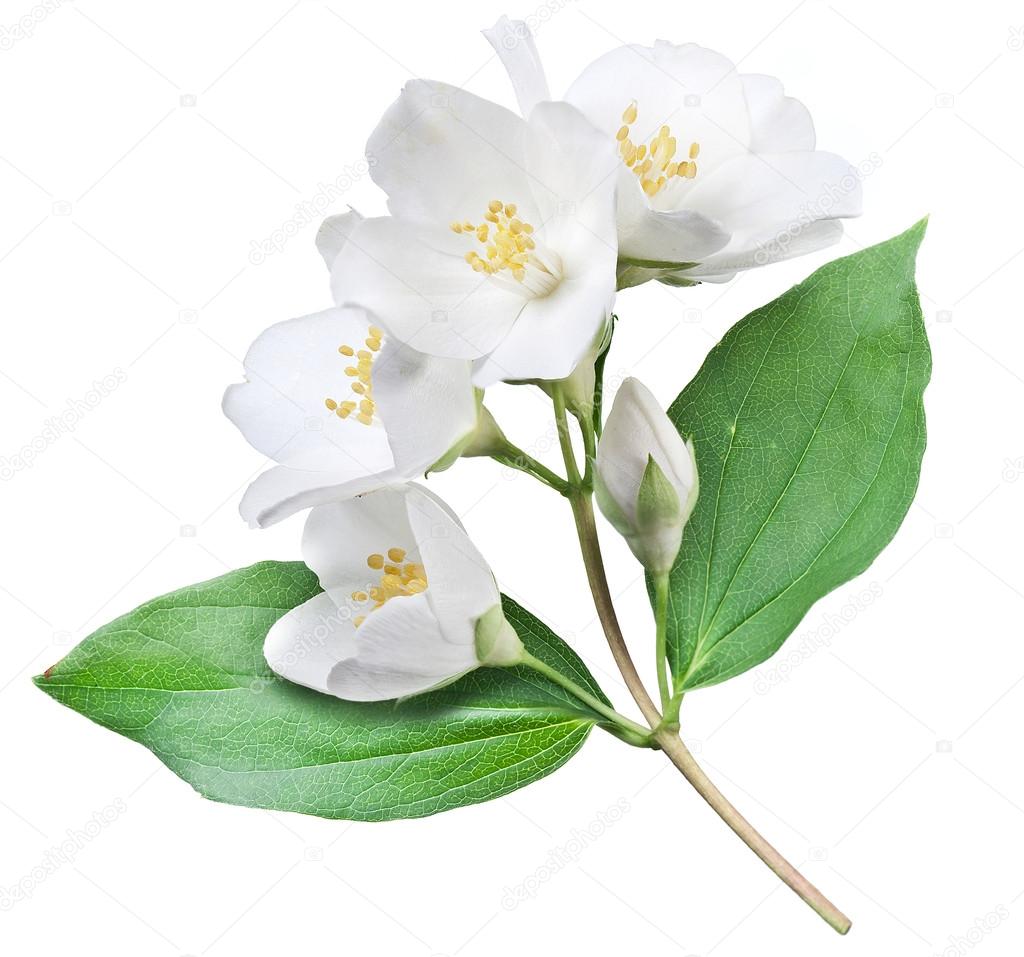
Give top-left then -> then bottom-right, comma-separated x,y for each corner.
595,378 -> 698,575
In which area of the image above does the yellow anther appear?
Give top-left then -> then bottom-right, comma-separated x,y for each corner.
351,546 -> 429,626
450,222 -> 463,233
451,198 -> 554,289
618,101 -> 700,196
325,333 -> 378,425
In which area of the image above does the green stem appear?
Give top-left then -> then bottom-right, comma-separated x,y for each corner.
652,728 -> 852,935
653,572 -> 672,714
520,650 -> 653,747
490,441 -> 570,495
566,490 -> 663,728
552,384 -> 582,488
574,408 -> 597,489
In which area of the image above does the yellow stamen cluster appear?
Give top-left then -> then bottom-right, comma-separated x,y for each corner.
350,546 -> 428,627
325,325 -> 384,426
617,100 -> 700,197
450,200 -> 538,282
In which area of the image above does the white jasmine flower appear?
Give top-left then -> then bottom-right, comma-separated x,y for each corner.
264,484 -> 523,701
486,17 -> 862,284
324,82 -> 618,386
595,378 -> 698,574
224,306 -> 478,528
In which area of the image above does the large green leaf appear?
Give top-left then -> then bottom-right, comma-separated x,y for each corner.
35,562 -> 610,820
663,221 -> 930,691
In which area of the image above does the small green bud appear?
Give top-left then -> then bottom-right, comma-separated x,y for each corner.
474,604 -> 525,666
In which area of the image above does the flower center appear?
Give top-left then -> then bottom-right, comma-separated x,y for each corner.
350,546 -> 428,627
325,324 -> 384,426
617,100 -> 700,197
450,200 -> 560,297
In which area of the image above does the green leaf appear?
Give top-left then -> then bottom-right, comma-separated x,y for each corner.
35,562 -> 610,821
663,220 -> 931,691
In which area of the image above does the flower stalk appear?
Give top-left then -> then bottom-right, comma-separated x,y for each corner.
548,380 -> 852,935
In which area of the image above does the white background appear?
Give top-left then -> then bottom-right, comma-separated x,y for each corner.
2,0 -> 1022,954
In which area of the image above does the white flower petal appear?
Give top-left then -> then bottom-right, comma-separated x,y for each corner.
597,378 -> 693,525
315,209 -> 363,271
741,74 -> 815,153
372,342 -> 477,472
684,150 -> 863,238
366,79 -> 539,226
483,16 -> 550,117
471,275 -> 612,386
326,593 -> 477,701
264,591 -> 358,694
565,42 -> 751,182
404,485 -> 499,632
522,101 -> 618,267
615,180 -> 730,263
331,216 -> 525,359
239,465 -> 399,529
684,218 -> 846,282
303,488 -> 419,604
222,306 -> 393,472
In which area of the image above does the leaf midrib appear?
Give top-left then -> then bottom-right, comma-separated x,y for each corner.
146,716 -> 591,773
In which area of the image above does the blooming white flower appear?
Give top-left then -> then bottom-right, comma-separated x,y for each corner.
485,17 -> 862,284
322,81 -> 618,386
264,484 -> 523,701
223,305 -> 478,528
595,378 -> 698,575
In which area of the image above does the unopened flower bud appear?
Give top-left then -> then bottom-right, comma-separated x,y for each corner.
595,378 -> 698,574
